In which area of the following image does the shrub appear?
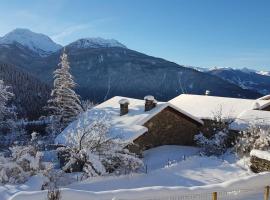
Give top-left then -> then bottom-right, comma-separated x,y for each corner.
235,126 -> 270,157
59,116 -> 143,179
194,107 -> 233,156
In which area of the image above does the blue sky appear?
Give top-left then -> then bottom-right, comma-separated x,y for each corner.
0,0 -> 270,70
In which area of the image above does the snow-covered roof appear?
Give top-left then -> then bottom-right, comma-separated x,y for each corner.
169,94 -> 270,120
144,95 -> 155,101
258,95 -> 270,100
56,96 -> 203,145
118,98 -> 130,105
230,110 -> 270,131
250,149 -> 270,161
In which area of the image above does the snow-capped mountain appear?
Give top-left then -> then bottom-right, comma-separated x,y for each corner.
206,68 -> 270,95
0,28 -> 262,107
190,66 -> 270,77
0,28 -> 62,56
257,71 -> 270,76
67,38 -> 127,49
187,66 -> 270,95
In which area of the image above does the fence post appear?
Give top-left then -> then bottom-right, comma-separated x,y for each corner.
265,186 -> 270,200
212,192 -> 217,200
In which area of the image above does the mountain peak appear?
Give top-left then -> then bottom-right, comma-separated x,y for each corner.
0,28 -> 62,56
67,37 -> 127,49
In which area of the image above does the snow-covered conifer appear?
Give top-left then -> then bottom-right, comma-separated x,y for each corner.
47,50 -> 82,129
0,79 -> 17,140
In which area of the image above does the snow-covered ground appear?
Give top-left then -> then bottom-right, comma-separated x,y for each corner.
1,145 -> 268,200
67,146 -> 251,191
0,175 -> 45,200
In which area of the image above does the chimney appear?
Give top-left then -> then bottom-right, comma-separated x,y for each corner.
119,99 -> 130,116
205,90 -> 211,96
252,101 -> 261,110
144,95 -> 156,111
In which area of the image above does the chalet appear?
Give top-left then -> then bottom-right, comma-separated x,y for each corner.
56,93 -> 270,155
56,96 -> 203,153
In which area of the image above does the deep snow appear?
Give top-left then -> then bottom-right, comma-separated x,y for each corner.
0,145 -> 263,200
0,175 -> 45,200
67,146 -> 252,191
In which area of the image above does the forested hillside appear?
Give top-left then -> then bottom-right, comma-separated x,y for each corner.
0,63 -> 50,119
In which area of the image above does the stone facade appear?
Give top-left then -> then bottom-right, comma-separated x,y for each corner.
129,107 -> 201,153
250,156 -> 270,173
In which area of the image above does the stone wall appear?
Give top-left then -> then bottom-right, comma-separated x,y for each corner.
131,107 -> 201,152
250,156 -> 270,173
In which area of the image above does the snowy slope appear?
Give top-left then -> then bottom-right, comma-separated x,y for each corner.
4,146 -> 270,200
7,146 -> 261,200
67,146 -> 251,191
0,28 -> 62,56
10,172 -> 270,200
0,175 -> 45,200
67,38 -> 126,49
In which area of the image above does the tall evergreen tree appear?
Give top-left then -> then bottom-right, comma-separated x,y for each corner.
0,80 -> 14,119
47,50 -> 82,128
0,79 -> 17,134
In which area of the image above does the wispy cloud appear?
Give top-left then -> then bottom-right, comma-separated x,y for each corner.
14,10 -> 39,21
51,23 -> 93,41
51,18 -> 114,44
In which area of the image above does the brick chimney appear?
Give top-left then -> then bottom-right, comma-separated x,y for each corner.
144,95 -> 156,111
119,99 -> 130,116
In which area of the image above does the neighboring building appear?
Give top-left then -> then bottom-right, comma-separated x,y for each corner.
169,94 -> 270,120
56,96 -> 203,153
56,93 -> 270,154
169,94 -> 270,134
230,110 -> 270,131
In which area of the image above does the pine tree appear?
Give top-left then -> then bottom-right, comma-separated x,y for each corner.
0,79 -> 16,133
0,80 -> 13,118
47,50 -> 82,128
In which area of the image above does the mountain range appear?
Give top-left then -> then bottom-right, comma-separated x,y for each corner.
189,66 -> 270,95
0,28 -> 267,119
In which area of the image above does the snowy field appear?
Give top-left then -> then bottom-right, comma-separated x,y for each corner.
2,145 -> 269,200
